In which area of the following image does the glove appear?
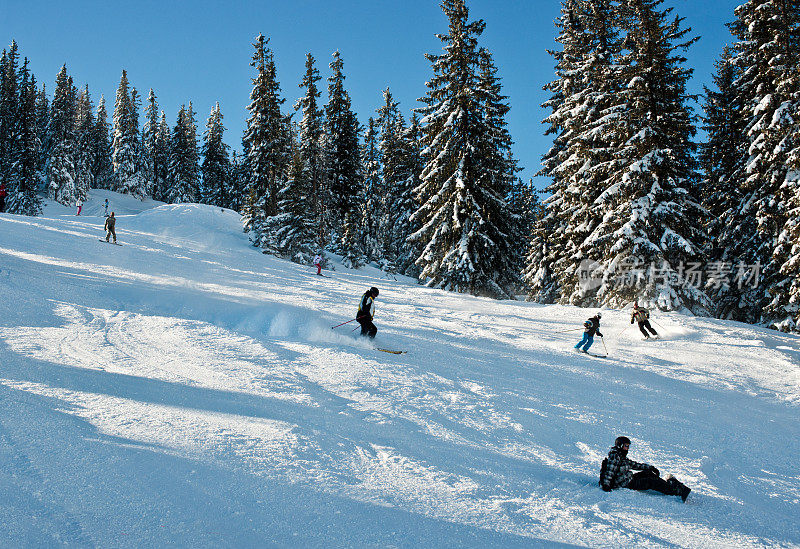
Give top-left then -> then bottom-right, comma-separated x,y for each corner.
602,485 -> 612,492
631,318 -> 634,324
597,332 -> 603,338
648,466 -> 660,477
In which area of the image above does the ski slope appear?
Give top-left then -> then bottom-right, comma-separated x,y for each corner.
0,191 -> 798,548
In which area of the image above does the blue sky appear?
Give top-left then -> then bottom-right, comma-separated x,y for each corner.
2,0 -> 743,188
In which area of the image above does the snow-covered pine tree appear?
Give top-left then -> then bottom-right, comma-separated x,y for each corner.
152,111 -> 170,201
0,42 -> 20,194
395,113 -> 424,277
325,51 -> 362,250
699,47 -> 746,252
242,34 -> 290,247
7,60 -> 42,215
527,0 -> 624,305
588,0 -> 709,312
74,85 -> 95,201
166,104 -> 199,203
228,150 -> 247,213
295,53 -> 327,249
360,117 -> 382,263
718,0 -> 800,325
112,71 -> 146,199
273,142 -> 316,263
376,88 -> 407,269
91,95 -> 114,190
46,65 -> 78,206
200,102 -> 231,207
411,0 -> 519,298
34,83 -> 49,180
141,89 -> 159,194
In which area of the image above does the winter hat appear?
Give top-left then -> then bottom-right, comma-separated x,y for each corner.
370,287 -> 379,297
615,436 -> 631,448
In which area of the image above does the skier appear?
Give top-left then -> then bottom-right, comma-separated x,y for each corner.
104,212 -> 116,243
0,182 -> 7,213
631,303 -> 658,339
575,312 -> 603,353
357,287 -> 379,339
76,198 -> 83,216
600,436 -> 691,502
313,254 -> 323,276
103,198 -> 109,217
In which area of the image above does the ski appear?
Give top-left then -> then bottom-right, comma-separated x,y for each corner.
377,348 -> 406,355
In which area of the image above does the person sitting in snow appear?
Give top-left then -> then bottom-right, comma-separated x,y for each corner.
357,287 -> 379,339
600,436 -> 691,502
575,312 -> 603,353
313,254 -> 323,276
631,303 -> 658,339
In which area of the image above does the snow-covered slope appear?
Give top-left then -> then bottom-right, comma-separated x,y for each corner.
0,192 -> 798,548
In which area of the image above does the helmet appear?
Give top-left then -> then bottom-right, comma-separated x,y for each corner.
615,436 -> 631,448
596,312 -> 602,318
370,287 -> 379,297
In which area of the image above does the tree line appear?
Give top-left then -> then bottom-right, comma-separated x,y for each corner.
525,0 -> 799,333
1,0 -> 797,332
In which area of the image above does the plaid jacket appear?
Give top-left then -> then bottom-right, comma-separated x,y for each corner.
601,447 -> 650,489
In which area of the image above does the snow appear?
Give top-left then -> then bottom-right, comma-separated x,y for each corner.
1,191 -> 799,547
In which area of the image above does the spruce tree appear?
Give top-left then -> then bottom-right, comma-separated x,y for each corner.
200,102 -> 231,207
360,117 -> 382,263
325,51 -> 362,243
242,34 -> 290,246
74,85 -> 95,200
411,0 -> 519,298
719,0 -> 800,325
0,42 -> 20,192
528,0 -> 624,305
166,104 -> 199,203
46,66 -> 78,205
273,141 -> 317,263
376,87 -> 407,270
112,71 -> 145,198
92,95 -> 114,189
295,53 -> 327,248
699,47 -> 746,251
142,89 -> 159,193
8,61 -> 42,215
152,111 -> 170,201
588,0 -> 708,312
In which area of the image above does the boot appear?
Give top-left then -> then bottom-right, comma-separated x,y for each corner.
666,476 -> 691,502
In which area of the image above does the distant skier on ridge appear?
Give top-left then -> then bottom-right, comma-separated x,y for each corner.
600,436 -> 691,502
357,287 -> 380,339
575,312 -> 603,353
631,303 -> 658,339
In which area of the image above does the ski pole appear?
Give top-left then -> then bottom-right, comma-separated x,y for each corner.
618,325 -> 630,337
559,328 -> 585,333
331,318 -> 357,329
652,319 -> 667,331
600,336 -> 609,356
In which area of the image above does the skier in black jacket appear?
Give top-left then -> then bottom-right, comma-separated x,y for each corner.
600,436 -> 691,502
357,287 -> 379,339
575,313 -> 603,353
